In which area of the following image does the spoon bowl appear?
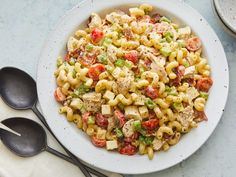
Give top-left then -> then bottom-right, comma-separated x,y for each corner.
0,67 -> 37,110
0,117 -> 46,157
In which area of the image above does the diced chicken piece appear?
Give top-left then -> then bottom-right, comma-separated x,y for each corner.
107,117 -> 116,131
184,66 -> 195,76
112,67 -> 122,79
178,26 -> 191,39
177,106 -> 194,127
152,138 -> 163,151
106,140 -> 118,150
186,87 -> 200,101
124,106 -> 141,120
70,98 -> 83,110
82,92 -> 102,112
122,119 -> 135,138
134,95 -> 146,106
117,76 -> 132,94
96,128 -> 107,140
88,13 -> 102,29
107,45 -> 118,62
103,90 -> 115,100
102,105 -> 112,115
138,106 -> 149,118
67,37 -> 80,52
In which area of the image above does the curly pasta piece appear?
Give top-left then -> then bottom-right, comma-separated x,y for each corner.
95,80 -> 113,92
141,71 -> 159,86
59,106 -> 73,122
194,97 -> 206,111
108,94 -> 132,106
156,126 -> 174,140
166,61 -> 178,79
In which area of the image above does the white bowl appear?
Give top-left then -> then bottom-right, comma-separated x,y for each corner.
37,0 -> 229,174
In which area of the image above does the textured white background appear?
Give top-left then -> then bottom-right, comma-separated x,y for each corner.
0,0 -> 236,177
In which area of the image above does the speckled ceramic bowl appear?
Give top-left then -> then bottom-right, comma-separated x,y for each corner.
213,0 -> 236,36
37,0 -> 229,174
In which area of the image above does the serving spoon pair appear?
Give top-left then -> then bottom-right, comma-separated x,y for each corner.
0,67 -> 110,177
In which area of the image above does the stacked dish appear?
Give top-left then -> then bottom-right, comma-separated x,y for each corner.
213,0 -> 236,37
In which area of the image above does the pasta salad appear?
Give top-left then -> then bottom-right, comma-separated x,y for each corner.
54,3 -> 213,160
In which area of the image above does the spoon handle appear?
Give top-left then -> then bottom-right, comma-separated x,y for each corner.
31,104 -> 107,177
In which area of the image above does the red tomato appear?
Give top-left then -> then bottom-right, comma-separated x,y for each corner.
186,37 -> 202,51
91,28 -> 104,43
91,136 -> 106,148
64,53 -> 70,62
124,51 -> 139,64
114,110 -> 126,128
145,86 -> 159,99
119,144 -> 136,155
54,88 -> 66,102
95,113 -> 108,128
82,112 -> 90,124
196,77 -> 213,92
142,119 -> 159,130
88,64 -> 105,81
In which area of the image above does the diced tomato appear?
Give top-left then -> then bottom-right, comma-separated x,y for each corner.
119,144 -> 136,155
95,113 -> 108,128
124,51 -> 139,64
82,112 -> 90,124
114,110 -> 126,128
145,86 -> 159,99
64,53 -> 70,62
91,136 -> 106,148
88,64 -> 105,81
193,109 -> 208,122
196,77 -> 213,92
54,88 -> 66,102
142,119 -> 159,130
91,28 -> 104,43
186,37 -> 202,51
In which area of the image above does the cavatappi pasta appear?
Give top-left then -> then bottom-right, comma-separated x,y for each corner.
54,4 -> 213,160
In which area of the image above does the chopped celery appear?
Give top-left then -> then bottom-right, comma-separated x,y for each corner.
115,128 -> 123,138
177,39 -> 186,48
199,92 -> 209,100
160,47 -> 171,57
85,44 -> 94,51
145,98 -> 156,109
163,31 -> 173,38
165,86 -> 177,96
133,120 -> 141,131
160,16 -> 171,23
103,37 -> 112,47
87,116 -> 95,124
139,67 -> 145,74
172,102 -> 184,112
139,135 -> 154,145
159,38 -> 167,43
69,58 -> 76,65
124,60 -> 133,69
72,69 -> 77,78
115,58 -> 125,67
97,53 -> 108,64
183,60 -> 190,68
73,84 -> 90,97
56,57 -> 63,67
165,36 -> 172,43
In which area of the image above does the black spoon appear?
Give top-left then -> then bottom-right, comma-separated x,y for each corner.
0,117 -> 105,177
0,67 -> 107,177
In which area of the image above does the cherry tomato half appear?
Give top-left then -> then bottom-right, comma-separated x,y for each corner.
186,37 -> 202,51
95,113 -> 108,128
114,110 -> 126,128
88,64 -> 105,81
91,136 -> 106,148
91,28 -> 104,43
142,119 -> 159,130
145,86 -> 159,99
54,87 -> 66,102
196,77 -> 213,92
124,51 -> 139,64
119,144 -> 136,155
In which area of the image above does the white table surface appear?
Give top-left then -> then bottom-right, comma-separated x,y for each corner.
0,0 -> 236,177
